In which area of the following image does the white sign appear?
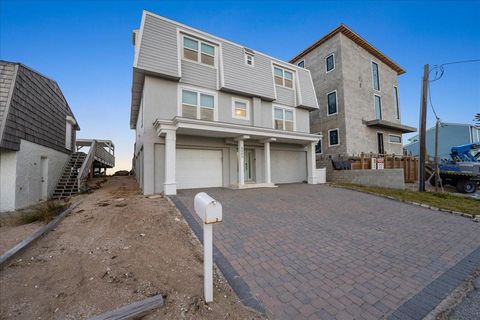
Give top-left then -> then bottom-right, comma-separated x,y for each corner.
371,158 -> 377,170
377,158 -> 385,170
194,192 -> 223,303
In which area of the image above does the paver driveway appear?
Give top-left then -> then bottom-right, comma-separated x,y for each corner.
173,184 -> 480,319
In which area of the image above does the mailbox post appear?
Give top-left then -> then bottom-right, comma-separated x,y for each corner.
194,192 -> 223,303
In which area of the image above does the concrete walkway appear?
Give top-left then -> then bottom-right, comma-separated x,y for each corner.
174,184 -> 480,319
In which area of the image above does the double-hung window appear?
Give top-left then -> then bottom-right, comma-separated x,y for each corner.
326,54 -> 335,72
327,91 -> 337,115
183,36 -> 215,66
374,95 -> 382,120
273,66 -> 294,89
372,61 -> 380,90
232,98 -> 250,120
315,139 -> 322,154
181,89 -> 215,121
273,106 -> 294,131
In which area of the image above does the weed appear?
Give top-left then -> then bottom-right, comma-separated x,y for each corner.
16,201 -> 69,225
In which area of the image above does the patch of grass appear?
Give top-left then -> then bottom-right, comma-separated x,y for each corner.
16,201 -> 69,225
334,183 -> 480,216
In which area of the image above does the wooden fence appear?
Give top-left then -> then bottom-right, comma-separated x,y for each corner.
349,153 -> 418,183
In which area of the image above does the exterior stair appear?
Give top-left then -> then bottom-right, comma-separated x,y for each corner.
51,152 -> 87,200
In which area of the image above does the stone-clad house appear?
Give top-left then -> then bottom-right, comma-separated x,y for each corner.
290,24 -> 416,156
0,61 -> 80,211
131,11 -> 321,195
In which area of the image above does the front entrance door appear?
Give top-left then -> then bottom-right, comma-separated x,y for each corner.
377,133 -> 385,154
244,149 -> 255,182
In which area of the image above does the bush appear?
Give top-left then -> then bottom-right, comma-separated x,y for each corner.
17,201 -> 69,225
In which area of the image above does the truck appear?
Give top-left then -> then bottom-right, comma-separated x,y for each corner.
429,143 -> 480,193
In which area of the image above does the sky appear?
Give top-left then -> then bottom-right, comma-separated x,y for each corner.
1,0 -> 479,171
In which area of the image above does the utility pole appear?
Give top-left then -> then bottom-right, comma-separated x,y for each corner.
418,64 -> 429,192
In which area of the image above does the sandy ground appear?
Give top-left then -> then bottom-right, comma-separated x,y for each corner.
0,176 -> 261,320
0,221 -> 43,255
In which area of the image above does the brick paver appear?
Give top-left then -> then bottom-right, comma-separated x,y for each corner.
174,184 -> 480,319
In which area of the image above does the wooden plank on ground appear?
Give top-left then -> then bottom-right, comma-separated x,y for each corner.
87,295 -> 164,320
0,201 -> 81,268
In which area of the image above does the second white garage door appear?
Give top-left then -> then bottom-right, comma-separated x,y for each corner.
176,149 -> 223,189
271,150 -> 307,184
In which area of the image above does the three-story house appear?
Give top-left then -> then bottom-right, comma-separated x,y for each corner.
131,11 -> 320,195
290,24 -> 416,156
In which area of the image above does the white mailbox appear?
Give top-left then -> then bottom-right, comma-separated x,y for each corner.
194,192 -> 222,224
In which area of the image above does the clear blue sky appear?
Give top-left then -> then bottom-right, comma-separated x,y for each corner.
1,0 -> 479,170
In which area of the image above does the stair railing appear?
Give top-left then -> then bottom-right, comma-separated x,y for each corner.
77,140 -> 97,190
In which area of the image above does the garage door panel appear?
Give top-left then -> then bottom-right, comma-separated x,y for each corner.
271,150 -> 306,184
176,149 -> 223,189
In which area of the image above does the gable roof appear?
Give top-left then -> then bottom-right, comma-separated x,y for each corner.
290,24 -> 406,75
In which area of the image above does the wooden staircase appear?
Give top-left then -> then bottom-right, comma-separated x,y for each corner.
51,152 -> 87,200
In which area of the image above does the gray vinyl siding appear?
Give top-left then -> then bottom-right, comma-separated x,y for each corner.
0,61 -> 78,153
221,41 -> 276,100
180,60 -> 217,90
275,86 -> 296,106
297,68 -> 318,108
136,13 -> 179,78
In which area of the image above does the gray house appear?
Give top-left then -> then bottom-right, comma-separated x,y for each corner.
404,123 -> 480,159
290,24 -> 416,156
0,61 -> 80,211
131,11 -> 321,195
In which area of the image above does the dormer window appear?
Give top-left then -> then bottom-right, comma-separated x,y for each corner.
183,36 -> 215,67
274,66 -> 294,89
244,48 -> 255,67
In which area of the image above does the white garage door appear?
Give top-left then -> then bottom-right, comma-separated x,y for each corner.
176,149 -> 223,189
271,150 -> 307,184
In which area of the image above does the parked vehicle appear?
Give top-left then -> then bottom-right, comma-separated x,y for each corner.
430,143 -> 480,193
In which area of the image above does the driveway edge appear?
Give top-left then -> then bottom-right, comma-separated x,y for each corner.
388,247 -> 480,320
167,195 -> 267,316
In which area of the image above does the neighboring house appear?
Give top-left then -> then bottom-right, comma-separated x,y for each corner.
404,123 -> 480,159
290,24 -> 416,156
131,11 -> 320,195
0,61 -> 80,212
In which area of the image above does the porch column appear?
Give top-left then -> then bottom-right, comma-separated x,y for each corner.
235,135 -> 250,187
238,139 -> 245,186
261,138 -> 276,185
163,128 -> 177,195
307,141 -> 318,184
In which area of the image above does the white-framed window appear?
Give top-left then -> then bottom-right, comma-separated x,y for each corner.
327,90 -> 338,115
180,87 -> 217,121
182,35 -> 216,67
372,61 -> 380,90
65,121 -> 72,150
245,53 -> 254,67
326,54 -> 335,72
328,128 -> 340,146
273,106 -> 295,131
394,86 -> 400,119
374,94 -> 382,120
315,138 -> 322,154
389,134 -> 402,144
273,66 -> 294,89
232,97 -> 250,120
297,60 -> 305,68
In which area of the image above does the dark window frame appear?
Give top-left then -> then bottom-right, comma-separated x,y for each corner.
372,61 -> 380,90
327,91 -> 337,115
326,54 -> 335,72
329,129 -> 339,146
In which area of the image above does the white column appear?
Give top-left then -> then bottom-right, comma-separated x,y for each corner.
163,129 -> 177,195
307,141 -> 318,184
264,141 -> 271,184
238,139 -> 244,186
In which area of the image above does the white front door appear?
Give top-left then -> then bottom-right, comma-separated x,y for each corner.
176,149 -> 223,189
40,156 -> 48,201
244,149 -> 255,182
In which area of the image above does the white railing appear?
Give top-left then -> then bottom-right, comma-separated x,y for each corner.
77,140 -> 97,190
